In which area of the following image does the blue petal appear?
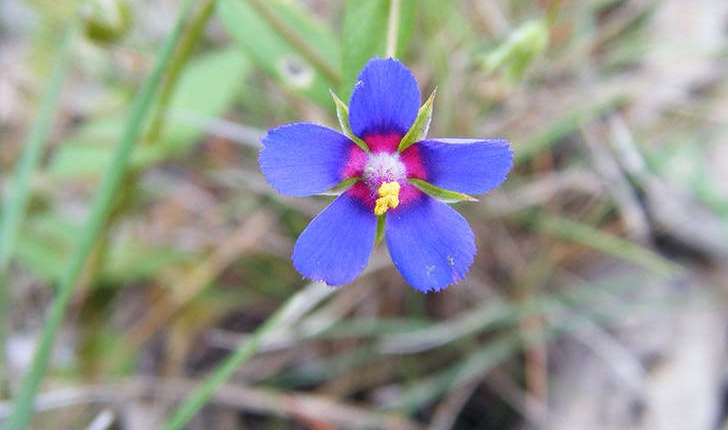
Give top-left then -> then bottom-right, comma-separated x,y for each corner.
260,123 -> 354,197
417,138 -> 513,195
292,191 -> 377,286
385,197 -> 476,292
349,58 -> 421,139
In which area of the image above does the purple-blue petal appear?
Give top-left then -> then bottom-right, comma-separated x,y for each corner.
259,123 -> 354,197
385,197 -> 476,292
417,138 -> 514,195
349,58 -> 421,139
292,191 -> 377,286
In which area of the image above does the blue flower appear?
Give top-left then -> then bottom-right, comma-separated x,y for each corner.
260,58 -> 513,292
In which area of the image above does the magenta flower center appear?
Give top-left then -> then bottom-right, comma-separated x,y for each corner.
363,152 -> 406,190
362,152 -> 405,215
343,134 -> 428,214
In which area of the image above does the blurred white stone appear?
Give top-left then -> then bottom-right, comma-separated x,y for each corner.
5,334 -> 37,372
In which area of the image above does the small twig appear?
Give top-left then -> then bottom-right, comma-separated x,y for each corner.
607,114 -> 728,262
125,210 -> 273,348
483,169 -> 604,217
554,301 -> 646,392
205,254 -> 393,353
581,121 -> 650,242
168,109 -> 265,148
485,368 -> 549,426
160,281 -> 336,430
513,247 -> 554,422
85,409 -> 115,430
427,381 -> 480,430
0,377 -> 422,430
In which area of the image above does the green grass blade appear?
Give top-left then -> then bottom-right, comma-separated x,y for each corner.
0,6 -> 77,403
146,0 -> 216,142
161,282 -> 334,430
0,19 -> 75,274
4,1 -> 196,428
520,211 -> 681,278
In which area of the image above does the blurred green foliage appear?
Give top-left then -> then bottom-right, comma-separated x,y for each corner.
1,0 -> 727,428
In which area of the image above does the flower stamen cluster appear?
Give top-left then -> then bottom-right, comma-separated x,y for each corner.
374,181 -> 400,215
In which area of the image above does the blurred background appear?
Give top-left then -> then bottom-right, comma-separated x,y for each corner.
1,0 -> 728,429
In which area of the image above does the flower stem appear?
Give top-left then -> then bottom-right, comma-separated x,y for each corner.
385,0 -> 401,58
3,1 -> 196,428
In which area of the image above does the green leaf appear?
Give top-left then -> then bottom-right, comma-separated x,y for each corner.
14,213 -> 192,284
100,239 -> 194,283
14,214 -> 79,283
49,49 -> 248,179
162,48 -> 249,147
398,89 -> 436,151
329,90 -> 369,151
216,0 -> 340,106
408,178 -> 477,203
340,0 -> 417,100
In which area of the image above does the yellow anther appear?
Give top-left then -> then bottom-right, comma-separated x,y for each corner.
374,181 -> 401,216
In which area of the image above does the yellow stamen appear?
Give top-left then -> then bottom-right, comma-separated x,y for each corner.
374,181 -> 400,216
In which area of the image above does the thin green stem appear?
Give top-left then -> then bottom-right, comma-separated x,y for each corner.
146,0 -> 215,143
4,1 -> 196,428
0,11 -> 78,400
161,282 -> 334,430
0,17 -> 75,274
385,0 -> 401,58
246,0 -> 341,86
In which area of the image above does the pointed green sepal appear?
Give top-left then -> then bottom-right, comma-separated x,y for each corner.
408,178 -> 478,203
330,89 -> 369,152
320,177 -> 360,196
398,88 -> 436,152
375,214 -> 386,245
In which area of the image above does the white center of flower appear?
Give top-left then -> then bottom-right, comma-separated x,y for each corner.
363,152 -> 406,189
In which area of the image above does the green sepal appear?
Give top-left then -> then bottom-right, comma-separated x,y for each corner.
408,178 -> 478,203
375,214 -> 386,245
320,177 -> 359,196
398,89 -> 436,152
330,89 -> 369,152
